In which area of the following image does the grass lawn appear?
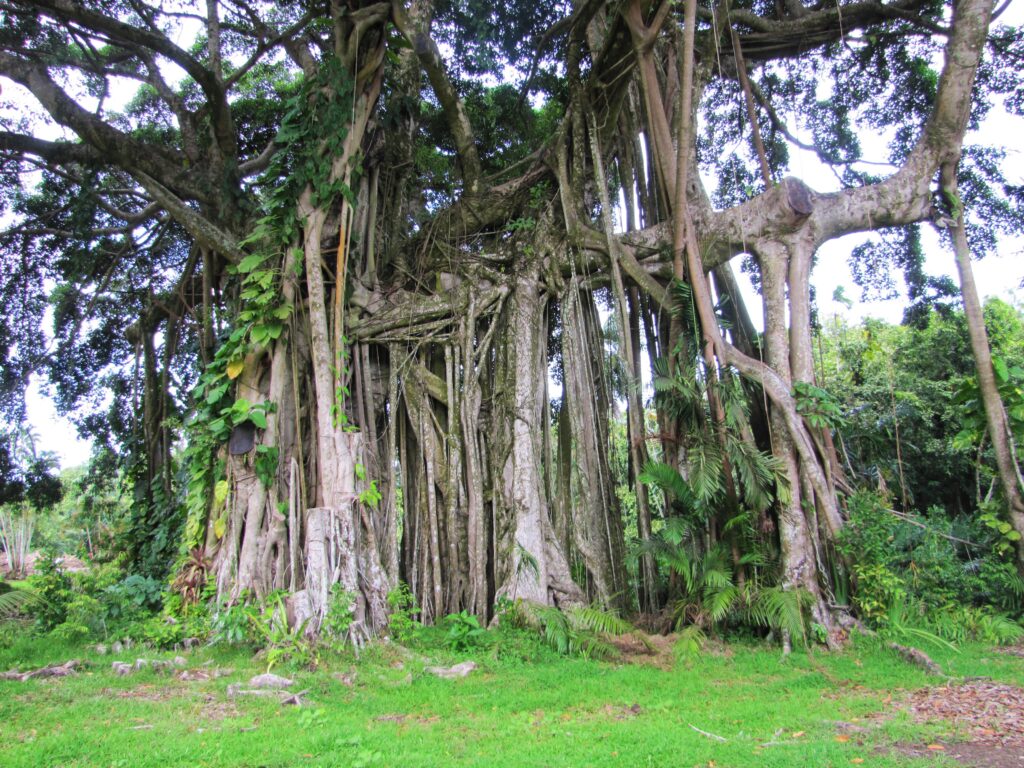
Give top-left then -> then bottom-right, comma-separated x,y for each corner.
2,629 -> 1021,767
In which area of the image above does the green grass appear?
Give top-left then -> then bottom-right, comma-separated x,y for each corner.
1,629 -> 1019,767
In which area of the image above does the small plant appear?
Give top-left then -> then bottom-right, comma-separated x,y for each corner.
444,610 -> 486,652
210,597 -> 259,646
26,552 -> 74,631
172,547 -> 211,608
386,582 -> 420,642
323,585 -> 356,647
103,574 -> 163,622
852,563 -> 907,624
792,381 -> 847,430
674,625 -> 707,661
250,592 -> 313,670
140,615 -> 187,649
297,708 -> 326,729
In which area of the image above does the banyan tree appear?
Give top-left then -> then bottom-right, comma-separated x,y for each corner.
2,0 -> 1022,639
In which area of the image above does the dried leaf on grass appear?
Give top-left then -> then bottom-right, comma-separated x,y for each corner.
904,681 -> 1024,746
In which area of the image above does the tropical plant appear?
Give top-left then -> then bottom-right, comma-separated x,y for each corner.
323,585 -> 356,647
635,512 -> 811,651
509,602 -> 635,659
386,583 -> 420,643
444,610 -> 487,653
172,548 -> 211,608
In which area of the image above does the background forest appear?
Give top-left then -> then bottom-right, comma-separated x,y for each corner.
1,0 -> 1024,662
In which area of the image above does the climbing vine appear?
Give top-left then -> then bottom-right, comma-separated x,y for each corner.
178,56 -> 356,556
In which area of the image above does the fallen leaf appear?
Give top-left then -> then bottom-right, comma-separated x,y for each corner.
835,735 -> 851,743
792,731 -> 805,738
927,744 -> 945,751
851,759 -> 865,764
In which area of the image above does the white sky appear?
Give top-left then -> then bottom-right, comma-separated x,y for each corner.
14,3 -> 1024,469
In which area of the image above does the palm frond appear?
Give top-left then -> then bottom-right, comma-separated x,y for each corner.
660,517 -> 695,546
726,434 -> 784,512
519,603 -> 623,660
567,605 -> 633,636
705,584 -> 740,623
747,586 -> 810,642
687,440 -> 723,506
0,586 -> 44,619
701,567 -> 734,592
639,460 -> 696,509
674,624 -> 707,660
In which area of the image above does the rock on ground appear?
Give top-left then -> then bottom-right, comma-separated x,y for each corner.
249,673 -> 294,689
424,661 -> 477,679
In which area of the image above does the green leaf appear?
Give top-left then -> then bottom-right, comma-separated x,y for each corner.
237,253 -> 266,273
249,410 -> 268,429
994,357 -> 1010,383
214,479 -> 229,507
251,326 -> 270,345
206,383 -> 230,404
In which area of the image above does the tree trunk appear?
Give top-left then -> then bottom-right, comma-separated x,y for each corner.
951,211 -> 1024,573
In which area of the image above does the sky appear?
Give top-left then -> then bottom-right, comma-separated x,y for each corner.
12,3 -> 1024,470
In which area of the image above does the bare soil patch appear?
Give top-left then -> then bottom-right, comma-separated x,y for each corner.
609,631 -> 675,668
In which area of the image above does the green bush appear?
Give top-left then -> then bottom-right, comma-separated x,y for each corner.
839,490 -> 1024,642
103,574 -> 164,622
851,563 -> 907,624
139,615 -> 187,649
26,553 -> 75,631
385,582 -> 420,643
444,610 -> 487,652
210,597 -> 259,646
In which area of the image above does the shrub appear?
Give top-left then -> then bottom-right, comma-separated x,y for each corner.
323,586 -> 356,647
444,610 -> 486,652
210,597 -> 259,646
386,582 -> 420,643
102,574 -> 164,623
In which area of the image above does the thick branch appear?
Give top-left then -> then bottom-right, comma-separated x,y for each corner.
29,0 -> 236,160
391,1 -> 483,194
0,52 -> 210,204
134,172 -> 244,264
